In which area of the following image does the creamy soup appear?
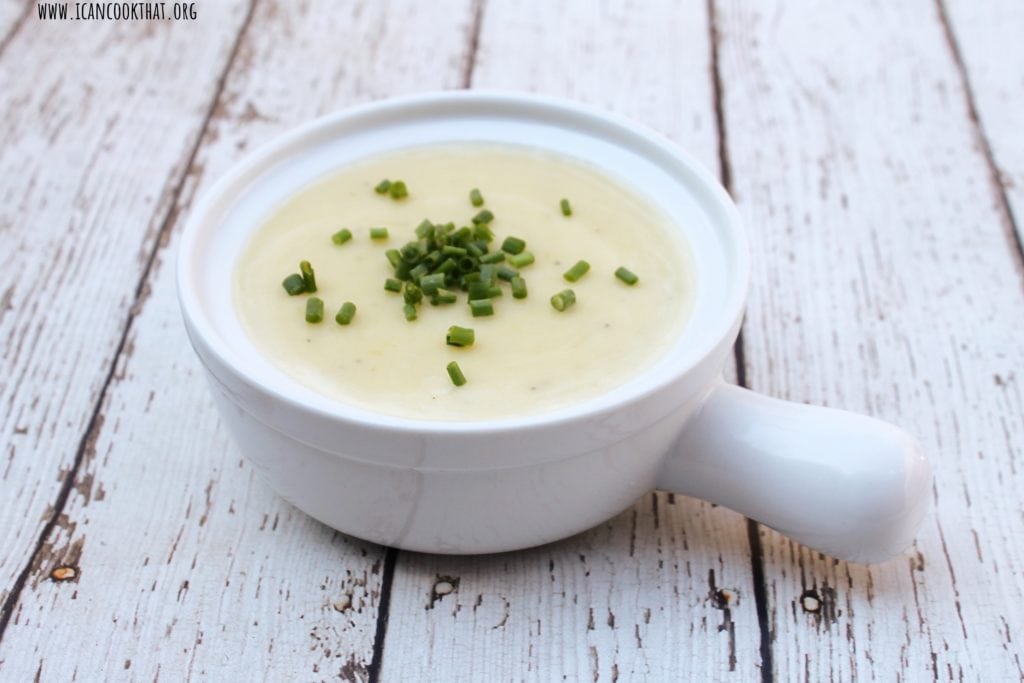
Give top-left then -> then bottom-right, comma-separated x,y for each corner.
234,144 -> 694,420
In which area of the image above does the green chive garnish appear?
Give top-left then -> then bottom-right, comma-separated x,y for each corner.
432,289 -> 457,305
415,219 -> 434,237
560,198 -> 572,216
305,296 -> 324,323
469,299 -> 494,317
472,209 -> 494,225
335,302 -> 356,325
299,260 -> 317,292
615,266 -> 639,285
563,260 -> 590,282
331,228 -> 353,245
374,179 -> 391,194
447,361 -> 467,387
479,251 -> 505,264
384,278 -> 402,292
501,236 -> 525,255
403,303 -> 418,321
507,251 -> 534,268
470,188 -> 484,207
389,180 -> 408,199
282,273 -> 306,296
511,276 -> 528,299
496,266 -> 518,282
419,272 -> 446,294
550,289 -> 576,312
446,325 -> 475,347
403,282 -> 423,305
370,227 -> 389,240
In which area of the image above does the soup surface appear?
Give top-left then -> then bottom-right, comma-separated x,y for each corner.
234,144 -> 694,420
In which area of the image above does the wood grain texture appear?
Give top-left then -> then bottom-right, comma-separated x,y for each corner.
942,0 -> 1024,259
377,2 -> 765,680
714,0 -> 1024,679
0,0 -> 250,616
0,0 -> 479,680
0,0 -> 28,49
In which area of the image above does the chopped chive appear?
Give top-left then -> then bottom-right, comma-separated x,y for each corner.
496,266 -> 518,282
550,288 -> 576,312
466,243 -> 484,258
335,301 -> 356,325
471,209 -> 494,225
415,219 -> 434,238
473,226 -> 494,245
389,180 -> 408,199
403,303 -> 418,321
408,263 -> 429,281
452,226 -> 472,243
298,260 -> 317,292
331,228 -> 353,245
419,272 -> 446,294
435,257 -> 457,274
384,277 -> 402,293
478,264 -> 497,284
501,236 -> 526,255
400,243 -> 421,262
469,299 -> 494,317
442,245 -> 467,257
615,266 -> 639,285
305,296 -> 324,323
469,188 -> 484,207
467,281 -> 491,300
507,251 -> 534,268
432,289 -> 457,305
370,227 -> 389,240
560,198 -> 572,216
447,361 -> 467,387
385,249 -> 401,267
282,273 -> 306,296
446,325 -> 475,347
403,282 -> 423,305
374,179 -> 391,194
511,276 -> 528,299
563,260 -> 590,282
479,250 -> 506,264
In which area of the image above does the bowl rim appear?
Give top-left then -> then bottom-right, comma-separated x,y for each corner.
177,90 -> 750,435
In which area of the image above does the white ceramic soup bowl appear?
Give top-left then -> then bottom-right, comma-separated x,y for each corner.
177,92 -> 930,563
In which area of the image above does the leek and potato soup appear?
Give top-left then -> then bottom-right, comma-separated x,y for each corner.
234,145 -> 695,421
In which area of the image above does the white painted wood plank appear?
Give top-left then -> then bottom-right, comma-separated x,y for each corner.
378,2 -> 764,680
944,0 -> 1024,252
0,0 -> 478,680
0,0 -> 250,612
0,0 -> 25,41
715,0 -> 1024,679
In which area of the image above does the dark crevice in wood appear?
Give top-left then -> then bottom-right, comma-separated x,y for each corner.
460,0 -> 485,88
935,0 -> 1024,280
0,0 -> 34,59
707,1 -> 772,680
746,519 -> 774,683
707,0 -> 732,196
366,546 -> 399,683
0,0 -> 260,642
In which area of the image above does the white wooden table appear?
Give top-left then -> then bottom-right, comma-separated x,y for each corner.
2,1 -> 1022,680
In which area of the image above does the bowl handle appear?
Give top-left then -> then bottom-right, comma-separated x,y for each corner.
657,381 -> 931,563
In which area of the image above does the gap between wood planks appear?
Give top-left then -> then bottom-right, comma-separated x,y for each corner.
0,0 -> 260,639
934,0 -> 1024,280
706,0 -> 774,680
